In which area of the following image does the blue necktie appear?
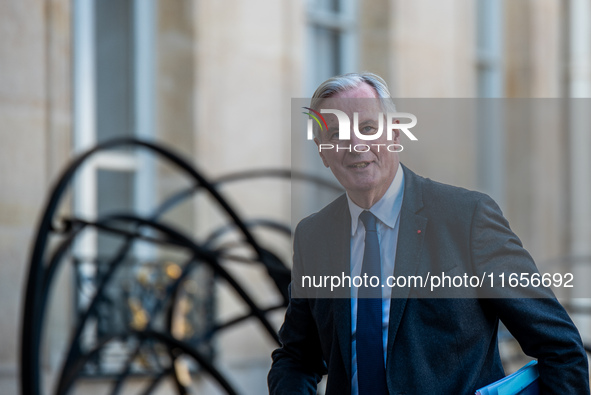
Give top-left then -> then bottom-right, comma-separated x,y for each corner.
357,210 -> 388,394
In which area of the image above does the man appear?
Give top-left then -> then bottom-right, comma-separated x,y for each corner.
268,72 -> 589,394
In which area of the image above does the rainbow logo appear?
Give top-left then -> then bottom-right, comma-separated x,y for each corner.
302,107 -> 328,135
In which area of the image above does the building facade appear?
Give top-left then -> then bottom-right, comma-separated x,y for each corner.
1,0 -> 590,393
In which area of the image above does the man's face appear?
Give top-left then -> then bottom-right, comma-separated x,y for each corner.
314,83 -> 400,207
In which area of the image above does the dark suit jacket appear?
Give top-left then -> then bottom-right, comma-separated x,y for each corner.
268,164 -> 589,394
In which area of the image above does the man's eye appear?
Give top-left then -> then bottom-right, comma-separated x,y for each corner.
362,125 -> 376,134
329,131 -> 340,140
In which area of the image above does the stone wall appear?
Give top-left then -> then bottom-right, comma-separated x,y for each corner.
0,0 -> 589,393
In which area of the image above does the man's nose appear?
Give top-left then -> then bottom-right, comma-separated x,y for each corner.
349,128 -> 363,146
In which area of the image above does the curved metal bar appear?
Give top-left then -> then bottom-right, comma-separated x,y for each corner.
161,240 -> 288,360
57,332 -> 123,394
101,214 -> 280,343
110,341 -> 143,395
52,226 -> 182,392
204,218 -> 292,302
54,224 -> 144,393
140,367 -> 178,395
204,218 -> 292,249
62,216 -> 288,391
50,211 -> 279,394
57,330 -> 238,395
27,214 -> 145,395
212,245 -> 290,305
149,187 -> 196,221
212,303 -> 286,334
43,215 -> 213,394
164,258 -> 214,394
40,215 -> 175,309
138,249 -> 212,395
41,229 -> 84,312
41,215 -> 198,393
138,330 -> 238,395
69,219 -> 202,394
164,349 -> 191,395
67,216 -> 189,249
151,168 -> 342,224
140,340 -> 189,395
22,138 -> 276,394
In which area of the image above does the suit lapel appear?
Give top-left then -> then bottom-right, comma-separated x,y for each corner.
387,164 -> 428,364
333,298 -> 352,380
328,196 -> 353,381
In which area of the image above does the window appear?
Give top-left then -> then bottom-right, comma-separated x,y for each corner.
305,0 -> 358,95
72,0 -> 157,374
73,0 -> 156,256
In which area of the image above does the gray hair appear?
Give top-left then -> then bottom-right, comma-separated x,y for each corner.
310,72 -> 396,138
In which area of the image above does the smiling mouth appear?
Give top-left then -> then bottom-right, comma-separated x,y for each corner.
348,162 -> 371,169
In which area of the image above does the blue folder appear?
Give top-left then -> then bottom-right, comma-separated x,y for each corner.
475,360 -> 539,395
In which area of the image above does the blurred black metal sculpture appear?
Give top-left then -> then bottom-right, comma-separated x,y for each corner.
21,138 -> 341,394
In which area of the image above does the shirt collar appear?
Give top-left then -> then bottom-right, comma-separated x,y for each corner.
347,165 -> 405,236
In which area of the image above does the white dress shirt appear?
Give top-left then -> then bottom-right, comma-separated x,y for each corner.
347,166 -> 404,395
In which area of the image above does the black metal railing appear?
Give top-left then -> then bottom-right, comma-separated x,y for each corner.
21,138 -> 342,395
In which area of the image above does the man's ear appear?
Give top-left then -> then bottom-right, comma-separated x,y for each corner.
314,138 -> 330,168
